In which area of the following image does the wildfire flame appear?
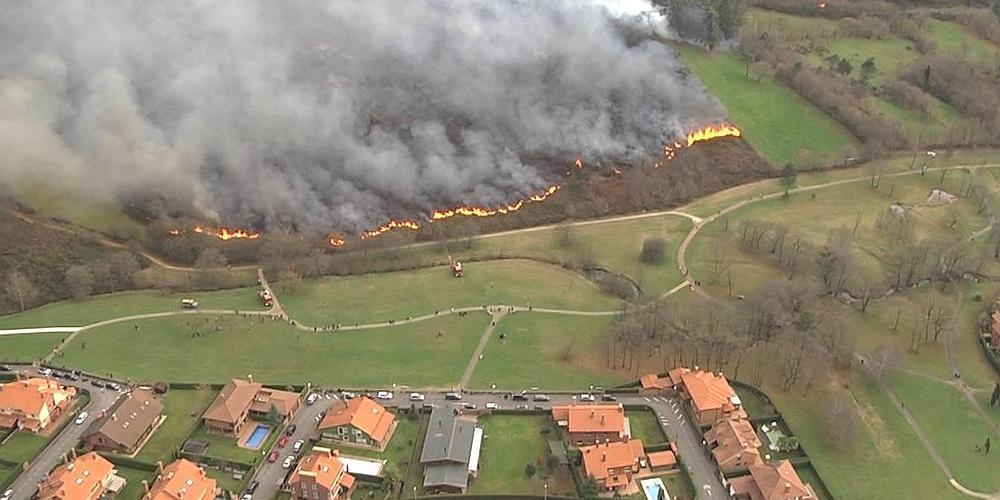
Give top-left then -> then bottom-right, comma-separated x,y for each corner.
168,226 -> 262,241
663,123 -> 742,162
360,219 -> 422,239
818,2 -> 827,8
328,234 -> 346,247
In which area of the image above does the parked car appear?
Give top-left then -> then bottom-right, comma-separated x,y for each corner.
422,403 -> 436,411
341,391 -> 357,399
409,393 -> 425,401
532,394 -> 550,402
75,412 -> 89,425
601,394 -> 618,402
292,439 -> 305,452
246,481 -> 259,494
38,367 -> 52,376
579,393 -> 596,402
512,393 -> 529,401
485,402 -> 500,410
375,391 -> 393,400
180,298 -> 200,309
68,371 -> 80,381
240,495 -> 252,500
268,451 -> 280,463
306,393 -> 320,405
0,365 -> 11,372
285,425 -> 297,436
278,436 -> 289,448
91,379 -> 104,388
105,382 -> 121,391
1,489 -> 13,500
462,403 -> 477,410
515,404 -> 529,410
282,456 -> 295,469
445,392 -> 462,401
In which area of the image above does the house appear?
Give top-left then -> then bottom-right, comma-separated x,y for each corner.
578,439 -> 646,492
676,368 -> 746,426
639,373 -> 671,394
288,447 -> 356,500
0,377 -> 77,433
705,418 -> 764,474
647,450 -> 678,471
82,390 -> 164,455
419,406 -> 483,494
728,460 -> 817,500
201,378 -> 300,436
142,458 -> 218,500
37,451 -> 125,500
318,397 -> 397,450
551,404 -> 630,446
990,311 -> 1000,355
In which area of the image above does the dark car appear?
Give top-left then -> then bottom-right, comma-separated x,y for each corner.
285,424 -> 297,436
105,382 -> 121,391
601,394 -> 618,402
445,392 -> 462,401
512,393 -> 529,401
246,481 -> 259,494
0,365 -> 11,372
68,371 -> 81,381
91,379 -> 104,388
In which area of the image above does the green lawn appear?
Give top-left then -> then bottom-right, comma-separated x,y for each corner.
0,465 -> 19,489
205,467 -> 247,494
810,36 -> 918,85
0,332 -> 67,362
929,19 -> 1000,65
469,313 -> 628,390
136,388 -> 216,464
0,432 -> 48,465
625,409 -> 667,445
0,288 -> 265,329
57,314 -> 487,387
188,425 -> 261,465
470,415 -> 575,496
675,44 -> 858,167
280,259 -> 620,327
112,465 -> 157,500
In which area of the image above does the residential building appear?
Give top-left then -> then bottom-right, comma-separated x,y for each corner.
82,390 -> 164,455
0,377 -> 77,433
578,439 -> 646,492
318,397 -> 396,450
551,404 -> 630,446
37,451 -> 125,500
728,460 -> 818,500
201,378 -> 300,436
143,458 -> 218,500
288,447 -> 356,500
647,450 -> 678,471
705,418 -> 763,474
419,406 -> 483,494
639,373 -> 671,394
676,368 -> 746,426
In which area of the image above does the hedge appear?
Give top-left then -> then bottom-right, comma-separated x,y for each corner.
979,337 -> 1000,376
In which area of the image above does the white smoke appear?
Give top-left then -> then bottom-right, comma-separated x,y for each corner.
0,0 -> 724,232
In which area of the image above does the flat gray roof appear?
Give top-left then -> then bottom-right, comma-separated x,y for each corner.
423,463 -> 470,489
420,406 -> 477,464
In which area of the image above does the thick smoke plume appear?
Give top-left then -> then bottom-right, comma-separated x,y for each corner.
0,0 -> 724,232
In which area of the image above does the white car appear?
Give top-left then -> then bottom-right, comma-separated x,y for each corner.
292,439 -> 305,452
485,402 -> 500,410
38,368 -> 52,376
282,456 -> 295,469
409,393 -> 425,402
240,495 -> 252,500
1,489 -> 13,500
75,412 -> 89,425
306,393 -> 320,405
376,391 -> 393,400
579,393 -> 596,402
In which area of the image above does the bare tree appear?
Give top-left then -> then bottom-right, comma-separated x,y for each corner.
108,251 -> 141,292
4,272 -> 38,312
65,265 -> 95,299
89,260 -> 112,294
867,344 -> 897,383
277,267 -> 303,294
824,392 -> 859,450
195,247 -> 229,289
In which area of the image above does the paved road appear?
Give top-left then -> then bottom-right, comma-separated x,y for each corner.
5,366 -> 124,500
248,391 -> 331,500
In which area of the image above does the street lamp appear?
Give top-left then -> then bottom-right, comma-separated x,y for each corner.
544,483 -> 548,500
412,485 -> 417,500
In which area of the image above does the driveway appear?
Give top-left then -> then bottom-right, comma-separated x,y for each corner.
5,366 -> 124,500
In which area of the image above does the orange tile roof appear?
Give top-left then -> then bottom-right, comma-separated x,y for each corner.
253,387 -> 300,416
647,450 -> 677,468
37,452 -> 115,500
639,374 -> 670,390
290,447 -> 354,493
705,419 -> 763,471
0,378 -> 76,421
579,439 -> 645,483
680,370 -> 739,414
202,379 -> 261,424
144,459 -> 217,500
733,460 -> 817,500
318,397 -> 396,443
551,404 -> 626,435
667,367 -> 690,386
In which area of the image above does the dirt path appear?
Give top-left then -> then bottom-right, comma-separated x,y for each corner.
458,307 -> 509,389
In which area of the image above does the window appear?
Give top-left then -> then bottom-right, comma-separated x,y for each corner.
337,427 -> 346,435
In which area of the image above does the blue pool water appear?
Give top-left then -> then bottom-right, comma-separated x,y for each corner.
640,478 -> 670,500
245,424 -> 271,449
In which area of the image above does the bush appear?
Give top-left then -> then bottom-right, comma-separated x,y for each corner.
524,463 -> 537,478
640,237 -> 667,263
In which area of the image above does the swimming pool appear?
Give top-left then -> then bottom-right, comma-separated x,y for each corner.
244,424 -> 272,449
640,478 -> 670,500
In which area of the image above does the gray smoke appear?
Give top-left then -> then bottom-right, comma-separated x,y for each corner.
0,0 -> 724,232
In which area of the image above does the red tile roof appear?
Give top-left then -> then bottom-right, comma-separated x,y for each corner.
579,439 -> 645,487
144,459 -> 217,500
731,460 -> 817,500
551,404 -> 626,435
37,452 -> 115,500
680,370 -> 739,414
290,447 -> 354,494
318,397 -> 395,443
647,450 -> 677,468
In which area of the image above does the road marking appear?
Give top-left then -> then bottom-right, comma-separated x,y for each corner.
644,397 -> 651,402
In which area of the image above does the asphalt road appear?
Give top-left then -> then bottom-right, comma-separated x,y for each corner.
4,366 -> 124,500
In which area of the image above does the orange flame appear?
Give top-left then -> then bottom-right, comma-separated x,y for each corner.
663,123 -> 742,162
168,225 -> 261,240
430,185 -> 560,221
575,157 -> 583,169
360,219 -> 422,239
169,229 -> 181,236
328,234 -> 346,246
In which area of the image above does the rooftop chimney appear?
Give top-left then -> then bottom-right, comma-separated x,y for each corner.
602,452 -> 607,462
590,409 -> 595,419
157,461 -> 164,473
600,415 -> 606,425
142,480 -> 150,494
247,374 -> 253,383
784,482 -> 791,493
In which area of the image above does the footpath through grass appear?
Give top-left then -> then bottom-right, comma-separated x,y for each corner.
676,44 -> 858,167
56,314 -> 488,387
469,313 -> 628,391
470,415 -> 575,496
0,288 -> 265,329
280,259 -> 620,327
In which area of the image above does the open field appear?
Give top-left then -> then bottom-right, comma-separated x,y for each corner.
55,314 -> 487,387
0,288 -> 265,329
135,388 -> 216,465
675,44 -> 859,167
470,415 -> 575,496
469,313 -> 627,391
0,332 -> 67,363
625,409 -> 667,445
0,432 -> 48,465
280,259 -> 620,326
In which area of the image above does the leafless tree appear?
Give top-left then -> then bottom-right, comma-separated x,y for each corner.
277,267 -> 303,294
108,251 -> 141,292
65,265 -> 95,299
824,392 -> 859,450
867,344 -> 897,383
4,271 -> 38,312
